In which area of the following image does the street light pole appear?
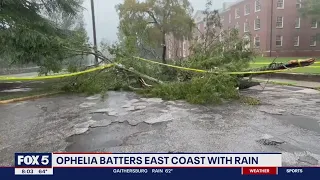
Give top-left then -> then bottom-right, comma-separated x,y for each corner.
91,0 -> 99,65
269,0 -> 274,57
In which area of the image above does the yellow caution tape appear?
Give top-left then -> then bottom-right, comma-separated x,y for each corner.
250,62 -> 320,65
132,56 -> 300,75
0,64 -> 115,81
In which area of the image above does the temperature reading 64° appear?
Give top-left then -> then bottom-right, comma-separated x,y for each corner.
165,169 -> 173,173
38,169 -> 48,174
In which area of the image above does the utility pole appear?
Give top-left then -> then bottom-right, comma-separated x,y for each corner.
269,0 -> 274,57
91,0 -> 99,65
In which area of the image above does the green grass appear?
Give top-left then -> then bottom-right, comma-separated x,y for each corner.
250,57 -> 320,74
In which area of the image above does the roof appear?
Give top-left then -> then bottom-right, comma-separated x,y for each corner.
193,0 -> 248,20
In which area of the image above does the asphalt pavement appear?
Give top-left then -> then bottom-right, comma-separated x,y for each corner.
0,84 -> 319,166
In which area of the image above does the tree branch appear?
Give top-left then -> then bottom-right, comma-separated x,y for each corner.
115,64 -> 164,84
146,10 -> 162,31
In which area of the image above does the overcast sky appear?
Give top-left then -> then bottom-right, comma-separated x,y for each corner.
82,0 -> 236,45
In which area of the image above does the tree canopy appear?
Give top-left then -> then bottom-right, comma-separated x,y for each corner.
300,0 -> 320,18
0,0 -> 89,73
116,0 -> 194,63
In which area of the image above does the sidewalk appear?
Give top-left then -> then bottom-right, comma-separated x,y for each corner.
253,78 -> 320,89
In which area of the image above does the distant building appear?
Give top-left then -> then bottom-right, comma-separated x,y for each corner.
165,33 -> 190,60
220,0 -> 320,57
170,0 -> 320,58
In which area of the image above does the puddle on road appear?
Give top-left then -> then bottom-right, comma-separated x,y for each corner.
272,115 -> 320,133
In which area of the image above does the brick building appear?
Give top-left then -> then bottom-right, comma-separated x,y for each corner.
165,33 -> 190,60
193,0 -> 320,57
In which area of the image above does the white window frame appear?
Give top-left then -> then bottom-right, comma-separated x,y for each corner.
182,41 -> 186,57
277,0 -> 284,9
243,35 -> 251,50
235,8 -> 240,19
310,36 -> 317,46
219,31 -> 223,42
254,18 -> 260,30
254,36 -> 260,48
311,19 -> 318,28
244,22 -> 249,32
255,0 -> 261,12
295,17 -> 300,28
235,22 -> 240,30
294,36 -> 300,46
276,16 -> 283,28
168,42 -> 172,59
179,42 -> 182,56
276,35 -> 283,47
296,0 -> 302,9
244,4 -> 250,15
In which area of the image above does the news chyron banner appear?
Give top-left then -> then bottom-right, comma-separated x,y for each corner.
10,152 -> 318,179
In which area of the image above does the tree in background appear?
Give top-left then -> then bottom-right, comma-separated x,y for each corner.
300,0 -> 320,41
300,0 -> 320,17
0,0 -> 89,74
116,0 -> 194,64
48,0 -> 91,72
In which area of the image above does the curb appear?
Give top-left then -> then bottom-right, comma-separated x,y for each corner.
253,79 -> 320,90
0,91 -> 62,105
257,73 -> 320,82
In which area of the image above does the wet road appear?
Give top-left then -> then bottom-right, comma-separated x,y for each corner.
0,85 -> 320,166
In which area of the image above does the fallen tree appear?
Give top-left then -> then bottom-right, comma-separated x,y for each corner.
59,0 -> 316,104
1,0 -> 316,105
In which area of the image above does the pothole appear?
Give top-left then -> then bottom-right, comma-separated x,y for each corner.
298,155 -> 319,165
65,121 -> 167,152
256,139 -> 285,146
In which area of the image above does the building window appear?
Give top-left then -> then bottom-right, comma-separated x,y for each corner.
277,0 -> 284,9
294,36 -> 299,46
235,22 -> 240,30
244,22 -> 249,32
245,4 -> 250,15
254,36 -> 260,48
310,36 -> 317,46
168,42 -> 172,58
235,8 -> 240,19
244,35 -> 251,49
183,41 -> 186,57
276,35 -> 283,47
219,31 -> 224,42
311,19 -> 318,28
276,17 -> 283,28
254,19 -> 260,30
255,0 -> 261,12
296,0 -> 301,8
295,17 -> 300,28
229,14 -> 231,23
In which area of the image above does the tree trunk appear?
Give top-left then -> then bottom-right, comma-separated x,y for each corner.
162,32 -> 167,64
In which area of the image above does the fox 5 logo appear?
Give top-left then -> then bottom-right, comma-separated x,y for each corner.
15,153 -> 52,167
